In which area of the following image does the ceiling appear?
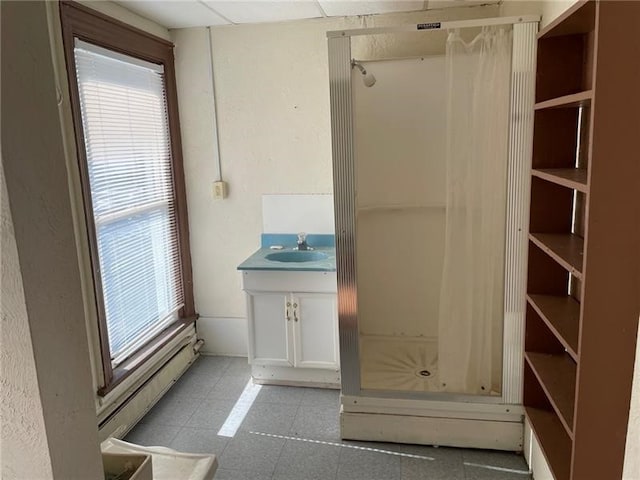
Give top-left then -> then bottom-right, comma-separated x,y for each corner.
115,0 -> 498,29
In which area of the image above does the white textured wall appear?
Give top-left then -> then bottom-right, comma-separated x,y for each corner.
500,1 -> 580,29
172,4 -> 500,354
0,160 -> 53,480
1,2 -> 103,477
499,1 -> 543,22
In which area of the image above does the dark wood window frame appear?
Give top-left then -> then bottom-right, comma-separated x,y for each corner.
60,1 -> 196,396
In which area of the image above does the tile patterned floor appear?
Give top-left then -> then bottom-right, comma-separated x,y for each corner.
125,355 -> 531,480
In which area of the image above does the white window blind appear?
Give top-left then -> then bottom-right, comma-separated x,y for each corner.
74,39 -> 184,367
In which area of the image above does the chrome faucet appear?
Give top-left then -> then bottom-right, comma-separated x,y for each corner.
296,232 -> 312,251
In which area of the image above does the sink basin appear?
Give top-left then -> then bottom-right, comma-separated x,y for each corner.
265,251 -> 328,263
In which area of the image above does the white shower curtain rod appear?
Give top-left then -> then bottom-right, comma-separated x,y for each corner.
326,15 -> 539,38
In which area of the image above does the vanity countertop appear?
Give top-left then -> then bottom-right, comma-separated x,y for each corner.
237,246 -> 336,272
237,234 -> 336,272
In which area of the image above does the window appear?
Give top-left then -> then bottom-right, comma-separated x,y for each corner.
61,2 -> 195,395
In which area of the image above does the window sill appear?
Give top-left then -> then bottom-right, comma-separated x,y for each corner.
97,315 -> 197,397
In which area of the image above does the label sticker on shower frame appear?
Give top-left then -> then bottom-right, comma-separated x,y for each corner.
417,22 -> 441,30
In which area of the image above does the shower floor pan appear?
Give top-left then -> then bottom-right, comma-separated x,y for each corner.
344,335 -> 523,451
359,335 -> 444,393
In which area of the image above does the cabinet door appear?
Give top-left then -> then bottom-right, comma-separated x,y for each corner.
247,293 -> 293,366
292,293 -> 339,369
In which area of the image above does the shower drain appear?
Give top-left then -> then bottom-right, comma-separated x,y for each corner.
415,369 -> 432,378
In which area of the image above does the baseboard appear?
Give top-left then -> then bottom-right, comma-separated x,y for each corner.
341,411 -> 524,451
251,364 -> 340,387
196,316 -> 248,356
342,395 -> 523,422
98,342 -> 197,442
97,325 -> 197,422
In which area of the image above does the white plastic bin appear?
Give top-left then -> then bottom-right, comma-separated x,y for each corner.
101,438 -> 217,480
103,452 -> 152,480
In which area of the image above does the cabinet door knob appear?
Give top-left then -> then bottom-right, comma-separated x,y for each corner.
294,307 -> 298,322
286,302 -> 291,321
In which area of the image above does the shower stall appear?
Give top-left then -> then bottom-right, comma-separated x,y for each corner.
354,55 -> 448,394
328,16 -> 538,450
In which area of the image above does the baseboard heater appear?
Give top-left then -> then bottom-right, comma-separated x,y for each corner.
98,336 -> 198,442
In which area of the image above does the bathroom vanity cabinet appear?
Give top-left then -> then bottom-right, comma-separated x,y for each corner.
241,270 -> 339,387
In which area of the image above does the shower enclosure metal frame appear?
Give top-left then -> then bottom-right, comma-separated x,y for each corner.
328,15 -> 539,448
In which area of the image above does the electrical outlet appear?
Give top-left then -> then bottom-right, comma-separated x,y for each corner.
213,181 -> 227,200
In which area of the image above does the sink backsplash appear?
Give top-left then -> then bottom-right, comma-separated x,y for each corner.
262,194 -> 335,234
261,233 -> 335,248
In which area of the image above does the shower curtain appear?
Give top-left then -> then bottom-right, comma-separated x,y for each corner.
438,26 -> 512,395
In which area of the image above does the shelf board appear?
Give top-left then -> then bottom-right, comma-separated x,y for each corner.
537,0 -> 595,39
529,233 -> 584,279
525,352 -> 577,438
525,407 -> 572,480
527,294 -> 580,361
535,90 -> 593,110
532,168 -> 588,193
